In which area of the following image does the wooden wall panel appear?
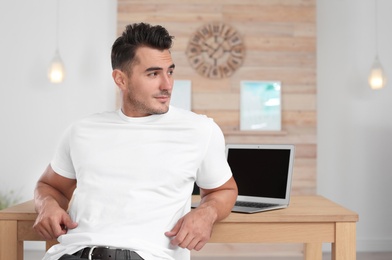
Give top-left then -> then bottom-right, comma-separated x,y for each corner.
117,0 -> 317,195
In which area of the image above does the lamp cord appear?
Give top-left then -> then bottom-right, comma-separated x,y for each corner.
55,0 -> 60,51
374,0 -> 379,57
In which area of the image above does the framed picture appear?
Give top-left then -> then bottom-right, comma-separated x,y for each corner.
240,81 -> 281,131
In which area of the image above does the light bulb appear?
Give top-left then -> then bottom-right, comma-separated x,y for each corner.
368,56 -> 386,90
48,51 -> 65,83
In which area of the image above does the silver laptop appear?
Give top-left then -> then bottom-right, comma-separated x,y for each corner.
227,144 -> 295,213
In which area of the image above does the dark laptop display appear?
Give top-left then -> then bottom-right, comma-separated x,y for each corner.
226,144 -> 295,213
228,148 -> 290,199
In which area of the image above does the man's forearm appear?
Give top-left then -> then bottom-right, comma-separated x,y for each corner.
34,164 -> 76,213
199,190 -> 237,222
34,182 -> 70,213
199,177 -> 238,222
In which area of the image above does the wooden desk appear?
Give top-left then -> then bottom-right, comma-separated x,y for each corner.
0,196 -> 358,260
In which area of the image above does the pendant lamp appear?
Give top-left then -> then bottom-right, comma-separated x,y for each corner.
48,0 -> 65,83
368,0 -> 386,90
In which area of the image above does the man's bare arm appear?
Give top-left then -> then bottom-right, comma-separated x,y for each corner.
198,176 -> 238,222
165,177 -> 237,250
33,164 -> 77,239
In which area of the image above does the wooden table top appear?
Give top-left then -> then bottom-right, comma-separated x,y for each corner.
1,195 -> 358,223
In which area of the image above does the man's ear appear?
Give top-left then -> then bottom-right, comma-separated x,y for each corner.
112,69 -> 127,91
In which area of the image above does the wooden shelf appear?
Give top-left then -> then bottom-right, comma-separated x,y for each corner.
223,130 -> 288,136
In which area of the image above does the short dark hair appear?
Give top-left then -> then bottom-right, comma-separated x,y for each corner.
111,23 -> 174,72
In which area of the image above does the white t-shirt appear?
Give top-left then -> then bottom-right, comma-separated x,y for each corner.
43,106 -> 232,260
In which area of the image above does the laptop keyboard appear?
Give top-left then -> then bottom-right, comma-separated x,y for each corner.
235,201 -> 278,209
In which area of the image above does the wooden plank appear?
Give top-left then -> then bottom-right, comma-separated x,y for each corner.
218,196 -> 358,223
117,13 -> 223,23
231,68 -> 316,86
17,220 -> 41,241
245,36 -> 316,52
282,110 -> 317,126
0,200 -> 38,220
282,94 -> 317,111
192,93 -> 239,110
118,0 -> 315,6
210,223 -> 334,243
119,4 -> 223,14
223,6 -> 315,23
304,243 -> 323,260
192,243 -> 303,258
0,220 -> 17,259
333,222 -> 357,260
46,240 -> 59,251
243,51 -> 316,68
223,133 -> 316,145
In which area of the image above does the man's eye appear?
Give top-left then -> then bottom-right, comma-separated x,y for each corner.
168,70 -> 174,75
148,72 -> 158,77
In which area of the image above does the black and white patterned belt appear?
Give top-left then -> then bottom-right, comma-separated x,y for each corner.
74,246 -> 144,260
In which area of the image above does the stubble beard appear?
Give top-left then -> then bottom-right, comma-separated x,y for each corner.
126,91 -> 170,116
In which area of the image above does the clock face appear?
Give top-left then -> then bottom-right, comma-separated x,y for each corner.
186,22 -> 245,79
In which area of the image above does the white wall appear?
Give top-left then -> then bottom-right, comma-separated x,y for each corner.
1,0 -> 392,253
0,0 -> 117,202
317,0 -> 392,252
0,0 -> 117,250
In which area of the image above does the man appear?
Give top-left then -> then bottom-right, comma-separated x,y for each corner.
33,22 -> 237,260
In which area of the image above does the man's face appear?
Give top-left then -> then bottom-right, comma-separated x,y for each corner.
120,46 -> 175,117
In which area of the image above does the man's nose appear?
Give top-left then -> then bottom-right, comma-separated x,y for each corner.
160,74 -> 173,91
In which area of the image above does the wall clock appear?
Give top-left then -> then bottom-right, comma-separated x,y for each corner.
186,22 -> 245,79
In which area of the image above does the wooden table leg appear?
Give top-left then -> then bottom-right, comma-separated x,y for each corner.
0,220 -> 18,260
46,239 -> 59,251
332,222 -> 356,260
17,240 -> 24,260
304,242 -> 322,260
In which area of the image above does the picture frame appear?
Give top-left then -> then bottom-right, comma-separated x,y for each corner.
240,81 -> 281,131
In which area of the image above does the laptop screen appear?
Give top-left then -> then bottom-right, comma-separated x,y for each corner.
227,145 -> 293,199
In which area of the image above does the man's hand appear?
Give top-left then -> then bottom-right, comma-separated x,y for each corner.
34,164 -> 78,240
165,177 -> 237,251
164,205 -> 216,251
33,199 -> 78,240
